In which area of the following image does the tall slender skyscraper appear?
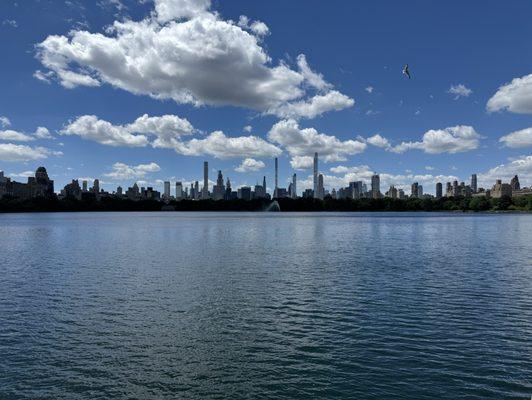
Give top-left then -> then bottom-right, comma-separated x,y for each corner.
163,181 -> 170,199
175,181 -> 183,200
436,182 -> 443,199
263,176 -> 266,194
274,158 -> 278,198
317,173 -> 324,200
471,174 -> 477,193
371,174 -> 380,199
202,161 -> 209,199
313,152 -> 318,198
82,180 -> 88,192
292,173 -> 297,199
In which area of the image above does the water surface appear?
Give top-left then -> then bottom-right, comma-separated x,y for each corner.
1,212 -> 531,399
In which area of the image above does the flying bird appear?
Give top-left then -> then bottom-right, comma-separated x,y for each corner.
402,64 -> 411,79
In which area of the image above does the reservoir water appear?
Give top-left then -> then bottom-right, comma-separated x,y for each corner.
0,212 -> 531,399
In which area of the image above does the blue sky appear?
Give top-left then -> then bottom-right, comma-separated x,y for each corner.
1,0 -> 531,194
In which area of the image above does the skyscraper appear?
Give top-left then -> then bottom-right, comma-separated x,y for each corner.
82,180 -> 88,192
313,152 -> 318,198
317,173 -> 324,199
471,174 -> 478,193
371,174 -> 380,199
436,182 -> 443,199
263,176 -> 266,194
274,157 -> 279,198
202,161 -> 209,199
292,173 -> 297,199
93,179 -> 100,194
411,182 -> 419,198
175,181 -> 183,200
212,170 -> 225,200
163,181 -> 171,199
510,175 -> 520,191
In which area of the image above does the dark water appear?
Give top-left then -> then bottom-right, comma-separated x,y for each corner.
0,212 -> 531,399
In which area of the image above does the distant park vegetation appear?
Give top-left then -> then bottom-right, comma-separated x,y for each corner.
0,194 -> 531,213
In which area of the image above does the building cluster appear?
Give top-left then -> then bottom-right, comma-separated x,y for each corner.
0,167 -> 55,200
1,159 -> 531,203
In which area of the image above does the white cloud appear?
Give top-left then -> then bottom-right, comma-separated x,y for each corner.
367,126 -> 482,155
268,119 -> 366,163
243,125 -> 252,133
2,20 -> 18,28
487,74 -> 532,114
237,15 -> 270,37
60,114 -> 281,159
290,155 -> 314,170
478,155 -> 532,188
170,131 -> 282,159
447,84 -> 472,100
271,90 -> 354,119
0,144 -> 62,162
61,115 -> 149,147
366,134 -> 390,149
235,158 -> 265,172
103,162 -> 161,180
425,166 -> 434,171
0,130 -> 34,142
365,86 -> 374,94
34,127 -> 53,139
0,116 -> 11,128
499,127 -> 532,148
9,171 -> 35,179
36,0 -> 351,119
33,70 -> 54,84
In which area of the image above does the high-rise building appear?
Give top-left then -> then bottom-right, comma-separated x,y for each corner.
510,175 -> 520,191
418,185 -> 423,197
238,186 -> 252,201
313,152 -> 318,198
436,182 -> 443,199
411,182 -> 419,198
212,170 -> 225,200
274,157 -> 279,198
163,181 -> 171,199
263,176 -> 267,194
292,173 -> 297,199
82,180 -> 88,192
194,181 -> 199,200
317,173 -> 324,199
371,174 -> 380,199
116,186 -> 123,196
92,179 -> 100,194
175,182 -> 183,200
202,161 -> 209,199
471,174 -> 478,193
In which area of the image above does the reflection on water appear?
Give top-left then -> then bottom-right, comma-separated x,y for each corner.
0,212 -> 531,399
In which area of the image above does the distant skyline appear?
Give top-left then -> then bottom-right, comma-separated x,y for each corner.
0,0 -> 531,194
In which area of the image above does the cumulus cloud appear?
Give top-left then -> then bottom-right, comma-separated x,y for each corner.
268,119 -> 366,162
290,155 -> 314,170
499,127 -> 532,148
0,116 -> 11,128
0,143 -> 62,162
271,90 -> 354,119
60,113 -> 281,159
103,162 -> 161,180
35,0 -> 352,119
235,158 -> 265,172
0,130 -> 35,142
237,15 -> 270,37
365,86 -> 374,94
34,127 -> 53,139
487,74 -> 532,114
243,125 -> 252,133
61,115 -> 149,147
447,84 -> 472,99
366,126 -> 482,154
366,134 -> 391,149
478,155 -> 532,188
170,131 -> 282,159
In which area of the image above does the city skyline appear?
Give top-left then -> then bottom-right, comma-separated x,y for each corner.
0,1 -> 531,194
